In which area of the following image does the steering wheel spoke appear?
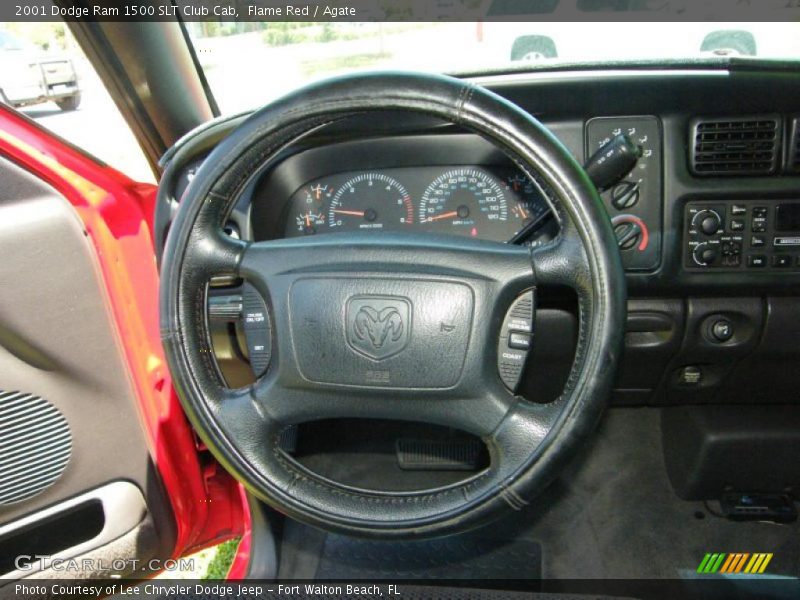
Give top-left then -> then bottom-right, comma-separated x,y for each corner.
531,220 -> 592,294
251,375 -> 515,438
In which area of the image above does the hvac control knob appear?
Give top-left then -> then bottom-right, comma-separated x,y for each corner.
692,243 -> 718,267
693,209 -> 722,236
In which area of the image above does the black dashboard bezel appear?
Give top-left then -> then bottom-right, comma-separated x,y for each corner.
250,133 -> 556,243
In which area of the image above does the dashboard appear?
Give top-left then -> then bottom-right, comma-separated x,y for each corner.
156,64 -> 800,412
154,64 -> 800,514
282,165 -> 550,242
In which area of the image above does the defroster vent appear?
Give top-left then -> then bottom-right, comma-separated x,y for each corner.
690,115 -> 781,175
0,391 -> 72,505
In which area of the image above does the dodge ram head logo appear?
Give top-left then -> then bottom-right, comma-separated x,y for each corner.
346,296 -> 411,360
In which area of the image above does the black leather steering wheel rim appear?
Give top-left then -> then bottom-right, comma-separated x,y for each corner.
160,72 -> 626,538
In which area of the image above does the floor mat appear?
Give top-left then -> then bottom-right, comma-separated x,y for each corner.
277,517 -> 541,586
520,408 -> 800,580
315,533 -> 542,582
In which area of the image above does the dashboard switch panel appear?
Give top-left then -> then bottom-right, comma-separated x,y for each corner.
497,290 -> 535,392
684,200 -> 800,271
586,116 -> 663,272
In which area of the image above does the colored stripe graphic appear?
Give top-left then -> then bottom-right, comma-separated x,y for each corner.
698,553 -> 773,574
759,554 -> 773,573
698,553 -> 727,573
732,553 -> 749,573
697,553 -> 714,573
719,553 -> 735,573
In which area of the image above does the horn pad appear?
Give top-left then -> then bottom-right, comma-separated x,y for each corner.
288,277 -> 474,388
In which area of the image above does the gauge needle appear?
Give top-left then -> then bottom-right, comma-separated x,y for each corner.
333,209 -> 366,217
305,214 -> 311,226
427,210 -> 459,222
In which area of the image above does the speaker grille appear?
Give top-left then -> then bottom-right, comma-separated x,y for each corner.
0,391 -> 72,505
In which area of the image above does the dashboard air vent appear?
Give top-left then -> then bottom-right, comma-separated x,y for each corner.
690,116 -> 781,176
788,118 -> 800,174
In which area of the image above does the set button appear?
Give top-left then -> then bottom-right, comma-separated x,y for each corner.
508,332 -> 532,350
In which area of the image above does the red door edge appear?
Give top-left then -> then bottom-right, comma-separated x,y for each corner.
0,106 -> 248,561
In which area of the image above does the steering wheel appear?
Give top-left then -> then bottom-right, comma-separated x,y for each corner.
160,72 -> 626,538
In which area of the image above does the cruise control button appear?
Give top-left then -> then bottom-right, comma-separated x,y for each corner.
242,282 -> 273,377
497,290 -> 535,392
504,290 -> 534,334
508,333 -> 532,350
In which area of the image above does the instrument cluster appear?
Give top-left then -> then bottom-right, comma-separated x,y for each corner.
283,166 -> 552,242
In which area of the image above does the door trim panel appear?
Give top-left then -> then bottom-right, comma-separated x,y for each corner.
0,481 -> 147,580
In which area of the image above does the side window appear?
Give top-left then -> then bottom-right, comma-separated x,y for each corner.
0,22 -> 155,183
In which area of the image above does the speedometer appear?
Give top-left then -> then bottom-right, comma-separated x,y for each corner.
419,168 -> 508,238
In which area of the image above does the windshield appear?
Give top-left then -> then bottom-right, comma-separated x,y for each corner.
189,22 -> 800,114
0,30 -> 28,51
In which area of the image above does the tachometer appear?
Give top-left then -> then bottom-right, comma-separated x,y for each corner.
419,168 -> 507,238
328,173 -> 413,231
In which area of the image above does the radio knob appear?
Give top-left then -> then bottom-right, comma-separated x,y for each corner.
693,243 -> 718,267
694,210 -> 722,236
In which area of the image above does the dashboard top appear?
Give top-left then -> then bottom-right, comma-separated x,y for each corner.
156,66 -> 800,296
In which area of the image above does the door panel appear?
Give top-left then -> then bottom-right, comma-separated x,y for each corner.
0,156 -> 174,579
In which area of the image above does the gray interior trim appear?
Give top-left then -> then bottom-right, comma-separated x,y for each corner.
0,481 -> 146,580
0,155 -> 176,566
